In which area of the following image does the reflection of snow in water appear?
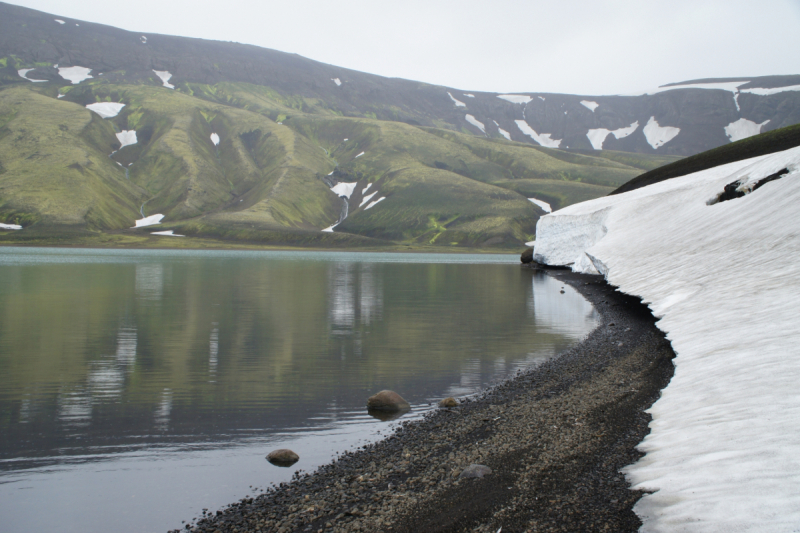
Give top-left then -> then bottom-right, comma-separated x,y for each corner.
528,273 -> 598,338
209,323 -> 219,376
358,264 -> 383,325
57,391 -> 92,426
329,263 -> 385,333
135,263 -> 164,301
116,327 -> 137,365
154,389 -> 173,431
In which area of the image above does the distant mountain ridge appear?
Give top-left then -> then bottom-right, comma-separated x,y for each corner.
2,2 -> 798,157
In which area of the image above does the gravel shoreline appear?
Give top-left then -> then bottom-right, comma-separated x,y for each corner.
175,269 -> 675,533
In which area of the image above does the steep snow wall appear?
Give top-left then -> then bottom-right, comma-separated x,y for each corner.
533,146 -> 800,532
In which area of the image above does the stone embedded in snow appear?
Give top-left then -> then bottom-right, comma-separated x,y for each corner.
330,182 -> 357,199
85,102 -> 125,118
58,66 -> 93,84
365,197 -> 386,210
54,19 -> 65,24
210,133 -> 220,146
725,118 -> 770,143
355,152 -> 365,158
533,146 -> 800,532
133,214 -> 164,228
465,114 -> 486,134
528,198 -> 552,213
115,130 -> 137,149
643,116 -> 679,149
497,94 -> 532,104
580,100 -> 599,112
515,120 -> 562,148
150,230 -> 184,237
331,78 -> 342,86
493,121 -> 511,141
362,183 -> 372,195
359,191 -> 378,208
465,93 -> 475,97
448,92 -> 466,107
152,70 -> 175,89
17,69 -> 47,83
586,121 -> 639,150
740,84 -> 800,96
0,223 -> 22,230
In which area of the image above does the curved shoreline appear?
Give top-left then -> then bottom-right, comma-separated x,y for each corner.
177,269 -> 675,533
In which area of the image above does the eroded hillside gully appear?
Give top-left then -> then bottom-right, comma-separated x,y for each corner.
178,268 -> 675,533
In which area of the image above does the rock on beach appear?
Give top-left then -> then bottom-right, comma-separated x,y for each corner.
367,390 -> 410,411
266,449 -> 299,467
439,397 -> 458,408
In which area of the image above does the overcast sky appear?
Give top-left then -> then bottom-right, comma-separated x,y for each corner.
8,0 -> 800,95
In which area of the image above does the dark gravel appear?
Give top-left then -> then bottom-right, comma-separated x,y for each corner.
173,269 -> 675,533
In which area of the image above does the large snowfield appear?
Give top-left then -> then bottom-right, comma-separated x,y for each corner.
533,146 -> 800,531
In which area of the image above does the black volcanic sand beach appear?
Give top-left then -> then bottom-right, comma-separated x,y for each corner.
177,270 -> 676,533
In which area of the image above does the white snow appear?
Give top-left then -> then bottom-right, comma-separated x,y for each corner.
724,118 -> 770,143
740,84 -> 800,96
54,19 -> 65,24
210,133 -> 220,146
525,240 -> 535,247
330,182 -> 357,199
532,146 -> 800,532
150,230 -> 184,237
359,191 -> 378,208
343,138 -> 348,141
497,94 -> 532,104
465,114 -> 486,134
141,36 -> 147,43
580,100 -> 599,112
85,102 -> 125,118
643,117 -> 680,149
17,69 -> 47,83
448,92 -> 466,107
58,66 -> 93,84
355,152 -> 365,158
321,224 -> 338,232
538,96 -> 545,101
527,198 -> 552,213
133,214 -> 164,228
465,94 -> 475,98
365,197 -> 386,210
331,78 -> 342,86
586,121 -> 639,150
493,121 -> 512,141
0,223 -> 22,230
152,70 -> 175,89
362,183 -> 372,195
57,94 -> 65,99
115,130 -> 137,149
515,120 -> 562,148
635,81 -> 749,96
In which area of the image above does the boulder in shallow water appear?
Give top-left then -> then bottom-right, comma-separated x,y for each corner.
367,390 -> 410,411
459,464 -> 492,479
267,449 -> 299,467
439,397 -> 458,408
521,248 -> 534,264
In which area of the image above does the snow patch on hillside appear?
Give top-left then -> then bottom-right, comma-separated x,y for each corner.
86,102 -> 125,118
152,70 -> 175,89
331,78 -> 342,86
362,183 -> 372,195
17,69 -> 47,83
464,94 -> 475,98
355,152 -> 365,158
448,92 -> 466,107
636,81 -> 749,96
321,224 -> 338,233
331,182 -> 357,199
116,130 -> 137,149
533,146 -> 800,532
515,120 -> 561,148
54,19 -> 65,24
0,223 -> 22,230
740,84 -> 800,96
360,191 -> 378,208
465,114 -> 485,134
724,118 -> 769,142
59,66 -> 93,84
643,117 -> 679,149
528,198 -> 552,213
365,197 -> 386,210
580,100 -> 599,112
151,230 -> 184,237
133,214 -> 164,228
497,94 -> 532,104
493,120 -> 512,141
141,36 -> 147,43
587,121 -> 639,150
210,133 -> 220,146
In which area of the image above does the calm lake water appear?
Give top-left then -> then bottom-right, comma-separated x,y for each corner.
0,247 -> 597,533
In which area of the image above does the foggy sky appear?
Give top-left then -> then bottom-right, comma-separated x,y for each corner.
7,0 -> 800,95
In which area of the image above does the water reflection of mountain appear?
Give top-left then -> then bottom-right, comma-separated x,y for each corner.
0,254 -> 596,469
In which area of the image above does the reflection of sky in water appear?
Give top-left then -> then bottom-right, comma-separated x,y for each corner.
0,248 -> 598,533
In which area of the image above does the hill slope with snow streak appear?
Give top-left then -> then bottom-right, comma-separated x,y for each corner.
533,147 -> 800,532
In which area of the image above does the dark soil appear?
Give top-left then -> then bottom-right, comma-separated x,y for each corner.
175,269 -> 675,533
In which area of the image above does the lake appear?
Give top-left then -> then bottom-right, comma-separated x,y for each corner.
0,247 -> 597,533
